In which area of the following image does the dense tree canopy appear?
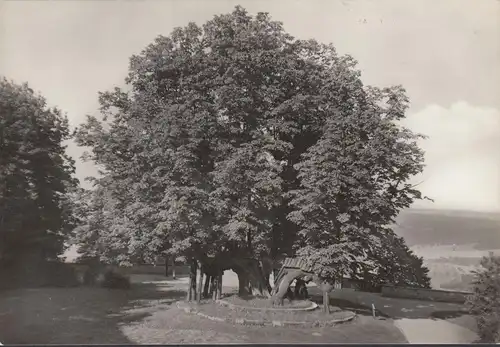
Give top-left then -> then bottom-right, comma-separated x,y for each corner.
0,78 -> 78,266
73,6 -> 431,297
467,253 -> 500,342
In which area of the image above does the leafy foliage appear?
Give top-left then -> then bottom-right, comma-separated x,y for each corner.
466,253 -> 500,342
73,6 -> 429,290
360,231 -> 431,289
0,78 -> 78,266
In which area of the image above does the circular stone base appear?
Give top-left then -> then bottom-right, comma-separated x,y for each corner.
217,297 -> 318,312
176,301 -> 356,327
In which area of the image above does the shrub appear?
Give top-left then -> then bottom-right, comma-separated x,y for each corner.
466,253 -> 500,343
100,270 -> 131,289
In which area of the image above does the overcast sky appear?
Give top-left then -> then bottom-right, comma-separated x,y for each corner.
1,0 -> 499,212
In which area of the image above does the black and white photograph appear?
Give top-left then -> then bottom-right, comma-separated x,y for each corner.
0,0 -> 499,344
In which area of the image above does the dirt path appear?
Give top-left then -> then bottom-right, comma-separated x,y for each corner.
395,318 -> 478,343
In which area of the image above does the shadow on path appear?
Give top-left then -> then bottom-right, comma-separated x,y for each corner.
0,281 -> 185,344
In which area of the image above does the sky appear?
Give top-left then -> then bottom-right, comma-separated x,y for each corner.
1,0 -> 499,212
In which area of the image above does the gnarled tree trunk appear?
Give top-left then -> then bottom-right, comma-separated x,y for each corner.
232,258 -> 271,298
235,269 -> 251,296
271,269 -> 306,306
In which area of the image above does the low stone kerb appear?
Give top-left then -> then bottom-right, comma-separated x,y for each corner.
175,301 -> 356,327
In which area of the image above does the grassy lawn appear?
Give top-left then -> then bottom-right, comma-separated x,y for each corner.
0,283 -> 185,344
0,281 -> 408,344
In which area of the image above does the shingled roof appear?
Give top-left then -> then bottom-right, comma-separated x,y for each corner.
281,257 -> 316,273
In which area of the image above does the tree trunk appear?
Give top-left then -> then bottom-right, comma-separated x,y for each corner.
264,273 -> 272,292
211,275 -> 217,300
216,272 -> 222,300
186,259 -> 196,301
165,256 -> 169,277
235,268 -> 271,297
272,268 -> 280,286
271,268 -> 284,296
209,275 -> 216,299
186,259 -> 197,302
260,257 -> 274,290
172,258 -> 176,280
203,274 -> 211,298
237,270 -> 251,296
233,258 -> 271,298
271,269 -> 305,306
196,260 -> 203,303
294,278 -> 308,299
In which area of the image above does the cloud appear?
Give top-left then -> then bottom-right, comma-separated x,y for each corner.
402,102 -> 500,212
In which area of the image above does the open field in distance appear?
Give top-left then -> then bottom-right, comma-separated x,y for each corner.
394,208 -> 500,290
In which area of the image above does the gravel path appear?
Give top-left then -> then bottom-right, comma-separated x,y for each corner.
395,318 -> 478,343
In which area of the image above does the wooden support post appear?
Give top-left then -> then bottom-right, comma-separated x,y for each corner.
216,272 -> 223,300
212,275 -> 218,300
323,290 -> 330,314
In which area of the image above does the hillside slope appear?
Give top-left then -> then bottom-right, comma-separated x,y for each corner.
394,208 -> 500,290
394,209 -> 500,250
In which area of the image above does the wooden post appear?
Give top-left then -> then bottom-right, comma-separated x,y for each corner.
216,272 -> 223,300
323,290 -> 330,314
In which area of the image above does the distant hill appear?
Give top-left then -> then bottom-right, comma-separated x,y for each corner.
393,208 -> 500,290
394,208 -> 500,250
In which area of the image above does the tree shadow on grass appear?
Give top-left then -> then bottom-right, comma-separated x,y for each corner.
0,282 -> 187,344
128,282 -> 186,301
